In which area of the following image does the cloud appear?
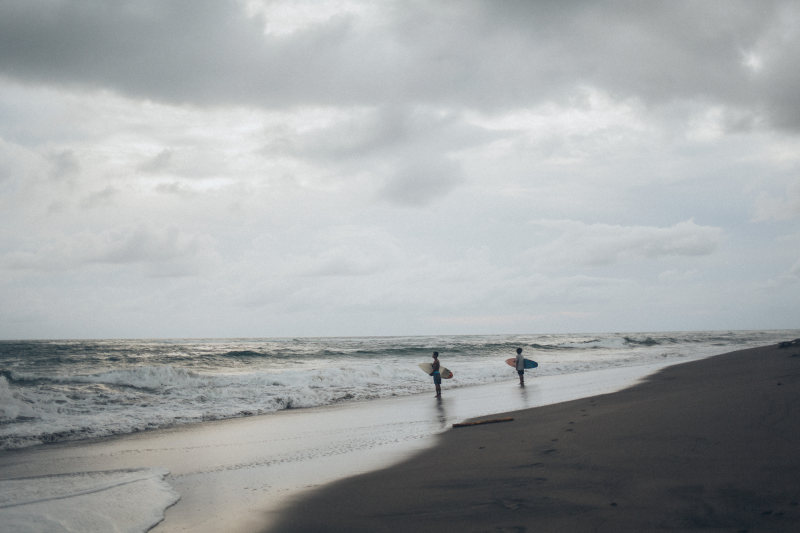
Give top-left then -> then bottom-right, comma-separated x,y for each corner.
753,180 -> 800,221
0,1 -> 798,337
79,186 -> 119,209
138,149 -> 173,174
286,225 -> 402,277
0,0 -> 270,103
748,2 -> 800,130
1,1 -> 798,129
0,138 -> 44,184
47,149 -> 80,180
264,104 -> 484,205
527,219 -> 724,269
378,154 -> 463,206
761,256 -> 800,290
280,106 -> 412,161
658,269 -> 699,283
3,224 -> 217,276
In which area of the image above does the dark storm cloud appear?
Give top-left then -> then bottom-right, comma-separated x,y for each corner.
1,0 -> 798,129
275,105 -> 494,163
0,0 -> 271,103
264,104 -> 490,204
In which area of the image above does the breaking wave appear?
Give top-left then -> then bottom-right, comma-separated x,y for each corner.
1,330 -> 797,449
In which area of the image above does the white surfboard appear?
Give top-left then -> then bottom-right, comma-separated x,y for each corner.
418,362 -> 453,379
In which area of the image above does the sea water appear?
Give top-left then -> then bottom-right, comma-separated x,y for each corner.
2,330 -> 799,532
2,330 -> 797,450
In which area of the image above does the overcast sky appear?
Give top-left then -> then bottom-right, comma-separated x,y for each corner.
1,0 -> 799,339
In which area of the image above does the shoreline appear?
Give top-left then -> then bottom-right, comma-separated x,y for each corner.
0,360 -> 681,532
268,342 -> 800,532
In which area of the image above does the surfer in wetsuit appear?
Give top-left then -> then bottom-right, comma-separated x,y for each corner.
515,347 -> 525,386
432,351 -> 442,398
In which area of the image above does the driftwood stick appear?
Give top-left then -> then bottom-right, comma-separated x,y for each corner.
452,417 -> 514,428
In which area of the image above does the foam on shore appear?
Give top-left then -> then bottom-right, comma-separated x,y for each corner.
0,468 -> 178,533
269,343 -> 800,532
0,360 -> 677,533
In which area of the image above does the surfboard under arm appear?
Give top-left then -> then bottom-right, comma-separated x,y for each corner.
418,362 -> 453,379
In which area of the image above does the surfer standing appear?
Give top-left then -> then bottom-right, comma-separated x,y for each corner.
432,351 -> 442,398
515,347 -> 525,386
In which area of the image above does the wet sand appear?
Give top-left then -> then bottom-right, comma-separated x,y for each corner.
0,358 -> 671,532
269,343 -> 800,532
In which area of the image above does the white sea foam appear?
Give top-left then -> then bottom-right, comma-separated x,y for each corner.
1,330 -> 797,450
1,331 -> 798,533
0,468 -> 179,533
0,376 -> 36,420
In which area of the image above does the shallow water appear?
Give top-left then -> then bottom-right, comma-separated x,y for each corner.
3,330 -> 792,451
1,330 -> 798,532
0,360 -> 759,532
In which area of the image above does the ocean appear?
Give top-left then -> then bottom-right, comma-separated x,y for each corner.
2,330 -> 796,451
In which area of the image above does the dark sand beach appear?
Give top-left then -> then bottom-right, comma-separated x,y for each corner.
0,351 -> 686,533
270,342 -> 800,532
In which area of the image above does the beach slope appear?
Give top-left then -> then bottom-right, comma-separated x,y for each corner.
269,342 -> 800,532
